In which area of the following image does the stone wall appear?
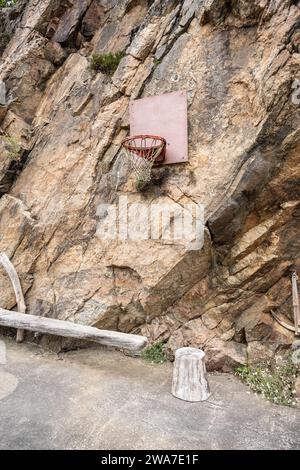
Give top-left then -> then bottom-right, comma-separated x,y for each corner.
0,0 -> 299,369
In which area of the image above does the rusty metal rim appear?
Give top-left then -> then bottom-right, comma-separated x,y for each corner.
121,134 -> 166,152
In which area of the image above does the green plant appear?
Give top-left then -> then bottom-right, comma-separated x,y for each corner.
141,341 -> 167,364
0,0 -> 16,7
136,175 -> 149,192
135,167 -> 170,193
90,51 -> 125,75
235,360 -> 299,407
3,136 -> 21,160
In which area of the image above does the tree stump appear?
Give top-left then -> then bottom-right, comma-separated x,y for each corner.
172,347 -> 210,402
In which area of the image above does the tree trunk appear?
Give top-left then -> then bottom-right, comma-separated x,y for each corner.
172,347 -> 210,402
0,308 -> 148,352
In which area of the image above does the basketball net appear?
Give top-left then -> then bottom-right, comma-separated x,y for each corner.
121,135 -> 166,190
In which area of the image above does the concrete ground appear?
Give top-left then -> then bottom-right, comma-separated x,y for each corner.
0,337 -> 299,450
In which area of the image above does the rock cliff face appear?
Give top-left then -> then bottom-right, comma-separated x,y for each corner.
0,0 -> 299,369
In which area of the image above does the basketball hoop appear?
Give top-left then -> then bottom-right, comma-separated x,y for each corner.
121,134 -> 166,190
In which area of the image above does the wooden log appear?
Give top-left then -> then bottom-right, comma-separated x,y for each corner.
0,80 -> 7,123
172,347 -> 210,402
0,308 -> 148,351
0,80 -> 6,106
292,272 -> 299,336
0,252 -> 26,343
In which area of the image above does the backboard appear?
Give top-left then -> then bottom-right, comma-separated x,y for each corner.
129,90 -> 188,165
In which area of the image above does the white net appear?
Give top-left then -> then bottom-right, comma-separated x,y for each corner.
122,135 -> 166,189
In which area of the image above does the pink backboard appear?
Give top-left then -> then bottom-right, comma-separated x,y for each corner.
130,90 -> 188,165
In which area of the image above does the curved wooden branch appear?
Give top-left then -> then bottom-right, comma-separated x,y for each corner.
270,309 -> 299,336
0,252 -> 26,342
